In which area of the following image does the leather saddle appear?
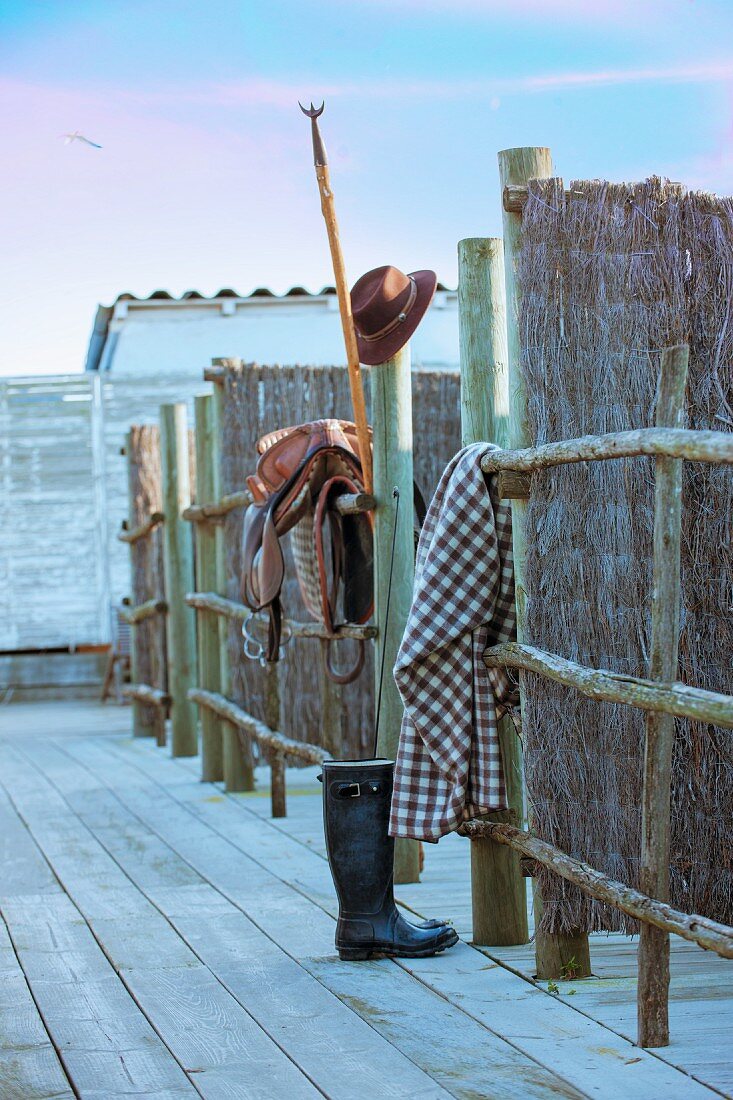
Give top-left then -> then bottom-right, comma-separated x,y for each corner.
240,419 -> 374,684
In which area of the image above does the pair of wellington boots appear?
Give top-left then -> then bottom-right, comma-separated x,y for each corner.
321,758 -> 459,960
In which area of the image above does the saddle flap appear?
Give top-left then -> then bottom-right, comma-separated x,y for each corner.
241,502 -> 285,610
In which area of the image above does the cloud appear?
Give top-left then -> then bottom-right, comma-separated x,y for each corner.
132,59 -> 733,112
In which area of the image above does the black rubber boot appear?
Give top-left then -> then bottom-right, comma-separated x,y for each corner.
322,759 -> 460,961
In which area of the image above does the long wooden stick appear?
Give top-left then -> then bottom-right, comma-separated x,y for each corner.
302,105 -> 372,493
637,344 -> 688,1048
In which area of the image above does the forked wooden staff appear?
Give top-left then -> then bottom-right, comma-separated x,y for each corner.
299,101 -> 373,494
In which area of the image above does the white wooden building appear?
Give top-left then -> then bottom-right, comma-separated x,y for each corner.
1,286 -> 458,691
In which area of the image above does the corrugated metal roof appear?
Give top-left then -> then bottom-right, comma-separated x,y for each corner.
111,282 -> 451,304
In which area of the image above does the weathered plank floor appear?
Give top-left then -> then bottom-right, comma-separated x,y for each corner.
0,702 -> 730,1099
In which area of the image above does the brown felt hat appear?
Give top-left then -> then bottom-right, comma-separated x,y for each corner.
350,265 -> 437,365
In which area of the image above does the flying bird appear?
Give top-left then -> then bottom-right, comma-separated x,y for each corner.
61,131 -> 102,148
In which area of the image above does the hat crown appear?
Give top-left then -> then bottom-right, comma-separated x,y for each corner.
351,265 -> 414,338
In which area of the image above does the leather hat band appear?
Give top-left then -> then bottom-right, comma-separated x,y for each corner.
357,277 -> 418,342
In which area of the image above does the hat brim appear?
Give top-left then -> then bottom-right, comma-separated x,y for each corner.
355,269 -> 437,366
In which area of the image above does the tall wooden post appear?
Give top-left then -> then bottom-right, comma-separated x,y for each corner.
637,344 -> 688,1048
159,403 -> 199,757
211,360 -> 255,791
125,430 -> 154,739
372,344 -> 420,885
459,238 -> 510,451
498,147 -> 590,974
458,238 -> 528,946
194,395 -> 224,781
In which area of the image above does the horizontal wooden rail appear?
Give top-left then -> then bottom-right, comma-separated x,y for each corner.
189,688 -> 328,764
185,592 -> 377,640
204,365 -> 225,384
184,489 -> 375,523
118,512 -> 165,544
123,683 -> 171,708
460,820 -> 733,959
485,642 -> 733,729
183,490 -> 251,522
481,427 -> 733,475
119,598 -> 168,626
502,183 -> 587,212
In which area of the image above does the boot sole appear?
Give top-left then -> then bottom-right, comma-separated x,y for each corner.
338,933 -> 459,961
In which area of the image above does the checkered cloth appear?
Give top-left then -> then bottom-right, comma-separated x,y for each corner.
389,444 -> 518,841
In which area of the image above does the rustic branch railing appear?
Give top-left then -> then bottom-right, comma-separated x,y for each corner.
469,340 -> 733,1050
460,821 -> 733,959
485,643 -> 733,729
185,592 -> 377,640
118,512 -> 165,544
480,426 -> 733,475
124,684 -> 171,709
183,489 -> 375,523
189,688 -> 328,817
119,598 -> 168,626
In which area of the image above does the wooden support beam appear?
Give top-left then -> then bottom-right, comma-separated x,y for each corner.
119,598 -> 168,626
159,403 -> 199,758
460,819 -> 733,959
372,342 -> 420,886
117,512 -> 165,544
458,236 -> 527,947
123,684 -> 171,708
189,688 -> 329,764
481,426 -> 733,475
270,753 -> 287,818
485,640 -> 733,728
194,394 -> 224,782
211,360 -> 255,792
637,344 -> 689,1049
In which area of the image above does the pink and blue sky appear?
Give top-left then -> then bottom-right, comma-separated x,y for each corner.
2,0 -> 733,375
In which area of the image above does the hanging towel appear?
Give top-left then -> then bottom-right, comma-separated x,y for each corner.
389,443 -> 518,841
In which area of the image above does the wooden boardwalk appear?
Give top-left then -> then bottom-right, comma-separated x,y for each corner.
0,703 -> 730,1099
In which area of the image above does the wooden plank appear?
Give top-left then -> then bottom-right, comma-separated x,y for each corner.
27,749 -> 457,1100
458,235 -> 527,947
371,343 -> 420,885
0,918 -> 75,1100
0,744 -> 321,1099
118,738 -> 729,1095
58,739 -> 591,1100
638,344 -> 689,1048
159,403 -> 198,757
2,894 -> 196,1098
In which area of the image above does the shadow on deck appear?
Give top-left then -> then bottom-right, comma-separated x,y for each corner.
0,701 -> 730,1099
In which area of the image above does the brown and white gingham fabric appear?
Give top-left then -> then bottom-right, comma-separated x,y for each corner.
389,444 -> 518,841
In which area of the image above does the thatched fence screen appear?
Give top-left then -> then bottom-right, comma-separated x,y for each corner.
216,361 -> 461,759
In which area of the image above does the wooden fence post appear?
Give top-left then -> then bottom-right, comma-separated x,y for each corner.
372,343 -> 420,885
159,403 -> 199,757
459,238 -> 510,451
637,344 -> 688,1048
211,361 -> 255,792
498,146 -> 590,975
194,395 -> 224,781
125,430 -> 155,740
458,237 -> 529,946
